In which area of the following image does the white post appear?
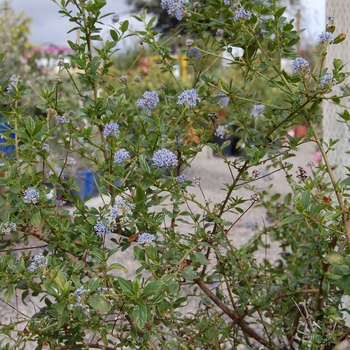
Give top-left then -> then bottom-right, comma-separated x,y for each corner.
323,0 -> 350,181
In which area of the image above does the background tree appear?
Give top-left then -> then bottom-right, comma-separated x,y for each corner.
0,0 -> 31,80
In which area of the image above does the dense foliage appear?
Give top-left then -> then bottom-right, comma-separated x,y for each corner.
0,0 -> 350,349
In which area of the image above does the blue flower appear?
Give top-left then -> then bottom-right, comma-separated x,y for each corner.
66,156 -> 76,166
215,125 -> 228,139
217,93 -> 229,108
24,188 -> 39,204
2,221 -> 17,234
161,0 -> 189,21
111,13 -> 120,23
72,286 -> 90,308
234,8 -> 252,21
152,149 -> 178,168
177,88 -> 201,108
251,104 -> 265,117
176,173 -> 186,183
137,91 -> 159,115
245,220 -> 258,229
223,0 -> 230,5
56,199 -> 66,207
138,232 -> 155,245
318,31 -> 334,43
216,29 -> 224,36
187,47 -> 201,58
319,73 -> 334,88
327,14 -> 335,23
114,148 -> 130,164
103,122 -> 120,138
292,57 -> 309,72
57,115 -> 68,124
28,253 -> 46,272
110,198 -> 134,220
94,220 -> 115,237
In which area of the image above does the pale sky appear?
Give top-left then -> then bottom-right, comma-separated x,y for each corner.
11,0 -> 326,47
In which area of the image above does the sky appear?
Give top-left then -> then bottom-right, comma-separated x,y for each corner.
11,0 -> 326,47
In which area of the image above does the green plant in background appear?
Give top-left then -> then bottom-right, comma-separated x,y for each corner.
0,0 -> 350,349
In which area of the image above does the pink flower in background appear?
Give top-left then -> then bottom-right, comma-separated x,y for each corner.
313,151 -> 322,163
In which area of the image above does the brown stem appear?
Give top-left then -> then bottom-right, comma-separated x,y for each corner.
194,278 -> 281,350
271,288 -> 343,302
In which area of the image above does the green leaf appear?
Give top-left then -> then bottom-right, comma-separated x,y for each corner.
55,271 -> 67,292
332,265 -> 350,276
181,268 -> 198,280
56,307 -> 69,329
24,117 -> 36,136
279,214 -> 302,226
147,16 -> 156,29
110,29 -> 118,41
139,155 -> 150,173
3,284 -> 14,302
120,20 -> 129,33
152,291 -> 165,304
327,253 -> 345,265
134,246 -> 146,262
333,33 -> 346,45
88,277 -> 100,292
135,185 -> 146,206
108,263 -> 128,273
73,261 -> 85,273
140,281 -> 163,298
301,190 -> 310,208
88,295 -> 111,312
132,304 -> 148,328
274,6 -> 286,18
191,252 -> 209,265
28,206 -> 41,228
117,277 -> 134,295
0,178 -> 8,186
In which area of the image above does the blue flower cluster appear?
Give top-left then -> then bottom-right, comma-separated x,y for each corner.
234,8 -> 252,21
110,198 -> 135,220
318,31 -> 334,44
138,232 -> 155,245
66,156 -> 76,166
114,148 -> 130,164
137,91 -> 159,115
319,73 -> 334,88
111,13 -> 119,23
176,173 -> 187,183
28,253 -> 46,272
187,47 -> 201,58
72,286 -> 90,308
57,115 -> 68,124
292,57 -> 309,72
103,122 -> 120,138
177,88 -> 201,108
217,93 -> 229,108
251,104 -> 265,117
223,0 -> 230,5
24,188 -> 39,204
215,125 -> 228,139
152,149 -> 178,168
161,0 -> 189,21
94,220 -> 115,237
2,221 -> 17,235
